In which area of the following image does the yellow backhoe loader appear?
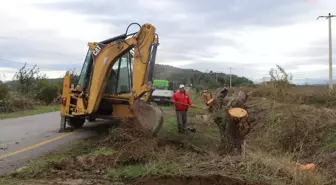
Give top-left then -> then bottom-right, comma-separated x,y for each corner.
59,23 -> 164,136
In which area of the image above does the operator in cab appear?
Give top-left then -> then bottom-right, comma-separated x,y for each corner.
171,84 -> 195,133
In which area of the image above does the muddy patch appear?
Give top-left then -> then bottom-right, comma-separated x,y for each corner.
157,139 -> 206,154
133,175 -> 268,185
13,175 -> 267,185
73,133 -> 206,169
64,120 -> 209,171
75,139 -> 158,168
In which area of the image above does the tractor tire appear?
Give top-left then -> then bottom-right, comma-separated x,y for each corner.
87,115 -> 96,122
67,117 -> 85,129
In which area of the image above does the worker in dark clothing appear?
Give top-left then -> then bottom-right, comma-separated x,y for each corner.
171,84 -> 195,133
217,87 -> 228,109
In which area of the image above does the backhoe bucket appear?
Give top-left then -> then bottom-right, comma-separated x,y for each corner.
131,100 -> 164,136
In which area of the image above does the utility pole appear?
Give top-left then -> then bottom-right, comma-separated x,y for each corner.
215,72 -> 218,83
229,67 -> 233,88
262,77 -> 267,85
317,13 -> 336,91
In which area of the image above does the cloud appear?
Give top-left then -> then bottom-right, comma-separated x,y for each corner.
1,0 -> 336,83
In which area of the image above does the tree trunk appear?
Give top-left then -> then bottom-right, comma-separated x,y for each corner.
212,90 -> 251,155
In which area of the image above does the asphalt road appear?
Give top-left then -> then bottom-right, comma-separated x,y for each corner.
0,112 -> 112,176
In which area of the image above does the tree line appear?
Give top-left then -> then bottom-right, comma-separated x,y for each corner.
153,64 -> 254,90
0,63 -> 254,113
0,64 -> 73,113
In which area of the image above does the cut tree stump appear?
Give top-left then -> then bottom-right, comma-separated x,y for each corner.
211,90 -> 251,155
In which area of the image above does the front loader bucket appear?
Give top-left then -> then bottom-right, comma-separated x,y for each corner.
131,100 -> 164,136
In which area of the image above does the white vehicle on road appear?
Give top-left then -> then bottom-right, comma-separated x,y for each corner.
150,79 -> 174,105
151,88 -> 174,105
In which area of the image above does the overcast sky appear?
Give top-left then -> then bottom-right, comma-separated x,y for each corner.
0,0 -> 335,83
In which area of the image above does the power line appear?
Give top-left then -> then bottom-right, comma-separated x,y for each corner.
0,58 -> 50,70
0,58 -> 78,71
0,58 -> 35,66
228,67 -> 236,88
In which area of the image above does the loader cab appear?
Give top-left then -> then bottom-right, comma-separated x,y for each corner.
103,52 -> 133,95
77,49 -> 93,92
77,48 -> 133,96
98,51 -> 134,115
76,46 -> 134,115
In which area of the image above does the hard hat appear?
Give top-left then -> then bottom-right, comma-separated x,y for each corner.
179,84 -> 185,88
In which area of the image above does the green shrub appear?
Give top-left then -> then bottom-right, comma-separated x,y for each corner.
0,81 -> 9,100
10,94 -> 36,111
13,64 -> 46,95
35,82 -> 59,105
0,99 -> 13,113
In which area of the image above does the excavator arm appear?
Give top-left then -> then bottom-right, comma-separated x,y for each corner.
87,23 -> 157,114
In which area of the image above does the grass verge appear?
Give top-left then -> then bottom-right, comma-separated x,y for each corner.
243,151 -> 324,185
0,105 -> 60,120
1,90 -> 334,185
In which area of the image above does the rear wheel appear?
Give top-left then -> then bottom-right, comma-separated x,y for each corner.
87,115 -> 96,122
67,117 -> 85,129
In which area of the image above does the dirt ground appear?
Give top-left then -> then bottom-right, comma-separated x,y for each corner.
133,175 -> 268,185
14,175 -> 267,185
2,111 -> 268,185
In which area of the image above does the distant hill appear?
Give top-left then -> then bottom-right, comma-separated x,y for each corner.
4,64 -> 254,90
153,64 -> 253,89
293,78 -> 329,86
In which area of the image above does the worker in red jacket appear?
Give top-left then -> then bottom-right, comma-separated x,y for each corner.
171,84 -> 195,133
